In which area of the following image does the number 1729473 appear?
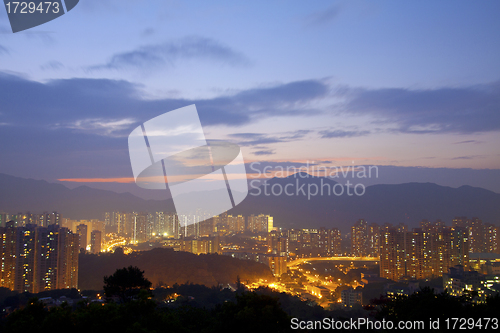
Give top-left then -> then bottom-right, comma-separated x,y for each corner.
5,2 -> 60,14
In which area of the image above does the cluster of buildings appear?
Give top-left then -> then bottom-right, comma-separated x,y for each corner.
1,209 -> 498,303
351,217 -> 499,258
103,212 -> 344,277
103,211 -> 275,241
348,218 -> 499,281
0,222 -> 79,293
0,212 -> 104,255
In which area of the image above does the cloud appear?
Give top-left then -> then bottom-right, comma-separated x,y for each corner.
229,133 -> 282,146
253,149 -> 275,156
63,118 -> 137,137
229,130 -> 311,147
0,73 -> 330,141
0,73 -> 326,182
305,4 -> 342,26
453,140 -> 482,144
342,82 -> 500,134
319,129 -> 370,138
451,155 -> 485,160
40,61 -> 64,71
2,71 -> 498,139
88,36 -> 250,71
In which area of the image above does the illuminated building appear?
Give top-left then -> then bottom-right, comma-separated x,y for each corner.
35,225 -> 59,292
228,215 -> 245,233
328,228 -> 342,256
76,224 -> 88,252
317,227 -> 329,256
56,227 -> 79,290
470,218 -> 485,253
14,224 -> 37,292
485,224 -> 499,254
284,227 -> 341,258
307,285 -> 330,299
166,213 -> 180,239
341,287 -> 362,307
0,221 -> 16,289
180,236 -> 220,254
453,216 -> 494,254
247,214 -> 273,233
154,211 -> 165,236
380,228 -> 407,281
380,226 -> 469,281
132,213 -> 147,243
351,219 -> 376,257
268,230 -> 288,257
267,255 -> 287,276
0,223 -> 78,293
90,230 -> 102,254
199,218 -> 216,237
443,265 -> 486,301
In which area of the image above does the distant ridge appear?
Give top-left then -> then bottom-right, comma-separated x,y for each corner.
0,173 -> 173,219
0,172 -> 499,232
228,172 -> 500,232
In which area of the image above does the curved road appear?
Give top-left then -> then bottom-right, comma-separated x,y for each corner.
287,256 -> 379,268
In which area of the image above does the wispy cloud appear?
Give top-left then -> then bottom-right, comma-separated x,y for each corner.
229,130 -> 311,147
451,155 -> 485,160
62,118 -> 137,137
253,149 -> 275,156
319,129 -> 370,138
453,140 -> 483,144
88,36 -> 250,71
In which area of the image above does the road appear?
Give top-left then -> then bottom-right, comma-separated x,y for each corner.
287,256 -> 379,268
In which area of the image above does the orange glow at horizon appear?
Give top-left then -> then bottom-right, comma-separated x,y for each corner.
58,177 -> 136,183
57,158 -> 383,183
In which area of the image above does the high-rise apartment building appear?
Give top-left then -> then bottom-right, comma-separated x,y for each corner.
227,215 -> 245,233
90,230 -> 102,254
76,224 -> 88,252
247,214 -> 273,233
0,223 -> 78,293
351,219 -> 367,257
380,226 -> 469,281
485,223 -> 499,254
268,230 -> 289,257
328,228 -> 342,256
452,216 -> 496,254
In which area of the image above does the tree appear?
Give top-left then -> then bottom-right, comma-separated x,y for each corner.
103,266 -> 152,302
215,292 -> 290,333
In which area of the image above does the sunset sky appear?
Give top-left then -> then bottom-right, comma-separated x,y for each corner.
0,0 -> 499,199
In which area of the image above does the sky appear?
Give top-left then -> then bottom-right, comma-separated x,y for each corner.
0,0 -> 499,199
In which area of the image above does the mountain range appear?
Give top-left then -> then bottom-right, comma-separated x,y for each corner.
0,172 -> 498,232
